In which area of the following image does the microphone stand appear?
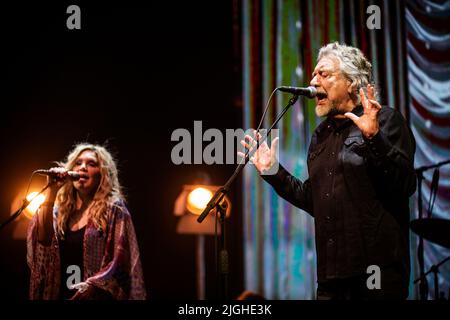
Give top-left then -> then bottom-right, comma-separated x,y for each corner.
216,199 -> 229,300
197,94 -> 300,300
0,182 -> 53,232
414,256 -> 450,300
414,159 -> 450,300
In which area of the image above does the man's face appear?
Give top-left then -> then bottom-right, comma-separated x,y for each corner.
310,56 -> 354,117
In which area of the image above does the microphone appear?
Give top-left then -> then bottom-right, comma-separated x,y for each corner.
277,86 -> 317,98
35,169 -> 81,181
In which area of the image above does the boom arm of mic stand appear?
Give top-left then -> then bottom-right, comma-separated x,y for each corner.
197,94 -> 300,223
415,159 -> 450,173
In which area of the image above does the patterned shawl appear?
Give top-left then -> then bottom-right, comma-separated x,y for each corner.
27,200 -> 146,299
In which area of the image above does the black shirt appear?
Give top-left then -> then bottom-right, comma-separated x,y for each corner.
59,226 -> 85,300
263,105 -> 416,285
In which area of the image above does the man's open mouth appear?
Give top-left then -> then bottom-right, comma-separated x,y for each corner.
316,91 -> 328,103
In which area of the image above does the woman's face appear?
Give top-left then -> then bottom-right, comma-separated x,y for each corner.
72,150 -> 102,197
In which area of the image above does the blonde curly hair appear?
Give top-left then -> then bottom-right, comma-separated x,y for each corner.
55,143 -> 124,238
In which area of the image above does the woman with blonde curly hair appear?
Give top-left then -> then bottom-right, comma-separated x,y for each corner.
27,143 -> 146,300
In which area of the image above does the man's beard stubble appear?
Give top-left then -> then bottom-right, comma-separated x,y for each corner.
315,100 -> 341,118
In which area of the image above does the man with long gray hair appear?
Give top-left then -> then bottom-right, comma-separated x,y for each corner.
242,42 -> 416,299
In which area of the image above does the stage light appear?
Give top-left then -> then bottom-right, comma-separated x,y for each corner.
24,192 -> 46,219
174,184 -> 231,300
174,185 -> 231,234
10,189 -> 47,239
186,187 -> 213,215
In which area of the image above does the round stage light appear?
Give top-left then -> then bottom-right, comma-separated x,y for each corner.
24,192 -> 46,219
186,187 -> 213,215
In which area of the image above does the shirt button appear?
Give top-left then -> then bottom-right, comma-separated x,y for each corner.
325,193 -> 330,198
326,215 -> 331,221
331,152 -> 335,156
328,171 -> 332,176
328,238 -> 334,244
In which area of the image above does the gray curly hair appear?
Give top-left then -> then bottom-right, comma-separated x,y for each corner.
318,42 -> 375,104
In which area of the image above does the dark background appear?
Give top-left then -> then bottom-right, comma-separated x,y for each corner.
0,1 -> 244,300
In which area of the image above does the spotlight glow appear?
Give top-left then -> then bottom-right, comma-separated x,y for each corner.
186,187 -> 213,215
25,192 -> 46,219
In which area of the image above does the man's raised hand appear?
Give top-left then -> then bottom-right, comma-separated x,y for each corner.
238,130 -> 279,174
344,84 -> 381,139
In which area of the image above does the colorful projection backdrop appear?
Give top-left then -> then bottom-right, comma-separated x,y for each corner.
406,0 -> 450,300
242,0 -> 449,299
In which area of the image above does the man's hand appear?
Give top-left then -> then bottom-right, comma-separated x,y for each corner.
344,84 -> 381,139
238,130 -> 279,174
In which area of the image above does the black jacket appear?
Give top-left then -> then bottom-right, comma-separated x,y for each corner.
262,105 -> 416,285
